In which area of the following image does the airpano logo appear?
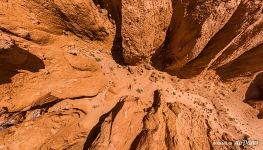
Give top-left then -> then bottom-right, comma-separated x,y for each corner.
213,139 -> 259,147
234,139 -> 259,147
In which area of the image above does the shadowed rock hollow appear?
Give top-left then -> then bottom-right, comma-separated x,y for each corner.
0,0 -> 262,150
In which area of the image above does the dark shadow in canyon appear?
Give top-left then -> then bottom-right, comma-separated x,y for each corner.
110,0 -> 126,65
93,0 -> 125,65
244,72 -> 263,119
151,0 -> 203,78
0,46 -> 45,84
150,0 -> 177,72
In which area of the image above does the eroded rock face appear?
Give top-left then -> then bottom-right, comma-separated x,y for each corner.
0,0 -> 114,40
88,91 -> 245,150
159,0 -> 263,79
121,0 -> 172,64
163,0 -> 242,70
0,98 -> 120,150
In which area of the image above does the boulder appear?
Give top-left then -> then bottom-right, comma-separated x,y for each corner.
121,0 -> 172,64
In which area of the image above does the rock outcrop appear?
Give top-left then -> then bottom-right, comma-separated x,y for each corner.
0,33 -> 14,51
0,0 -> 114,41
121,0 -> 172,64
